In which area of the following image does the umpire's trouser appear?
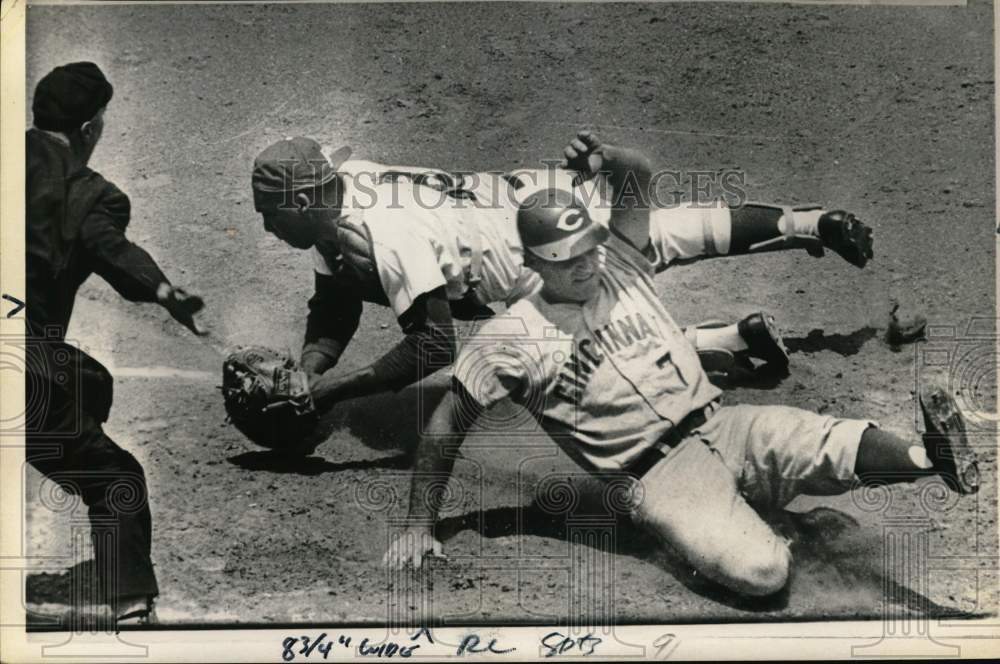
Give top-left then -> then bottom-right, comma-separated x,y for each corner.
26,387 -> 159,604
629,404 -> 873,596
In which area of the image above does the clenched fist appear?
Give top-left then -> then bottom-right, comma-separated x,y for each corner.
561,130 -> 606,178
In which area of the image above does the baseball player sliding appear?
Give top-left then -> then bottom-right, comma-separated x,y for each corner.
381,133 -> 977,597
245,133 -> 872,424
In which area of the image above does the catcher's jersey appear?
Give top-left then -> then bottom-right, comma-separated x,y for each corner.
312,160 -> 733,319
312,160 -> 534,316
453,233 -> 722,472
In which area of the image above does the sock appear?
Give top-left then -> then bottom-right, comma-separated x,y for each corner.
778,209 -> 824,237
695,324 -> 748,352
854,426 -> 934,485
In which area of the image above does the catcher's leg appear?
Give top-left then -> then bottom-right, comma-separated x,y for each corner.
630,437 -> 792,597
645,200 -> 872,269
686,312 -> 789,372
729,203 -> 874,268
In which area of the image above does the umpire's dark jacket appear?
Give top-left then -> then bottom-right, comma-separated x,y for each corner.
26,127 -> 169,601
26,128 -> 167,422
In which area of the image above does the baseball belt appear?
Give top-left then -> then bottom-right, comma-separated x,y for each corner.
626,401 -> 720,479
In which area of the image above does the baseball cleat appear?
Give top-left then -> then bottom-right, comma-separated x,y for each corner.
919,383 -> 980,495
115,596 -> 158,627
737,312 -> 789,368
817,210 -> 874,268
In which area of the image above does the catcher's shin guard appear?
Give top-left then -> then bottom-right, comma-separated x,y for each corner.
732,202 -> 826,257
919,383 -> 980,494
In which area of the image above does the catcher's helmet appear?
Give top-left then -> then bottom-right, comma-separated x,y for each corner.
516,188 -> 609,262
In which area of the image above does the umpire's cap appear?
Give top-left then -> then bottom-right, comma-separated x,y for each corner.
252,137 -> 351,211
33,62 -> 113,133
517,188 -> 609,262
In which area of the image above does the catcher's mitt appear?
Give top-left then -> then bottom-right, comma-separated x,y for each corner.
221,346 -> 318,453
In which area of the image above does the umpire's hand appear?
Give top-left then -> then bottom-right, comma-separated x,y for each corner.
383,526 -> 446,570
157,283 -> 207,336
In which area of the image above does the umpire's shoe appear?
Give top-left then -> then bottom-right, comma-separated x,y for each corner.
116,595 -> 158,627
738,312 -> 789,369
920,383 -> 980,494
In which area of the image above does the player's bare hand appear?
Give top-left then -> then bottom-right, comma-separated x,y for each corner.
382,527 -> 446,570
561,130 -> 605,177
158,283 -> 207,336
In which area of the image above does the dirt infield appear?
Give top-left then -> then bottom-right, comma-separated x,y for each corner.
22,1 -> 996,624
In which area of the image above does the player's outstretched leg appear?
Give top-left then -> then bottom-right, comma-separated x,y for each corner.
664,390 -> 980,596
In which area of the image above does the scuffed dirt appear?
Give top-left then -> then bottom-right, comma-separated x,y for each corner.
21,1 -> 996,626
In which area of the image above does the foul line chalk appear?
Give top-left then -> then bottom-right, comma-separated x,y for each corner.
114,366 -> 216,381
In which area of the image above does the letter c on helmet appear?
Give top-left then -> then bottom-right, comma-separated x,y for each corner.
556,208 -> 585,232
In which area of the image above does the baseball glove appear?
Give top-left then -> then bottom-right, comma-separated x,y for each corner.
221,346 -> 318,453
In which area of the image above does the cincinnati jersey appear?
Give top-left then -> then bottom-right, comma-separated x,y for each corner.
453,233 -> 722,472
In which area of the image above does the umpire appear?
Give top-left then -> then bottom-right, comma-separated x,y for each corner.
26,62 -> 206,625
